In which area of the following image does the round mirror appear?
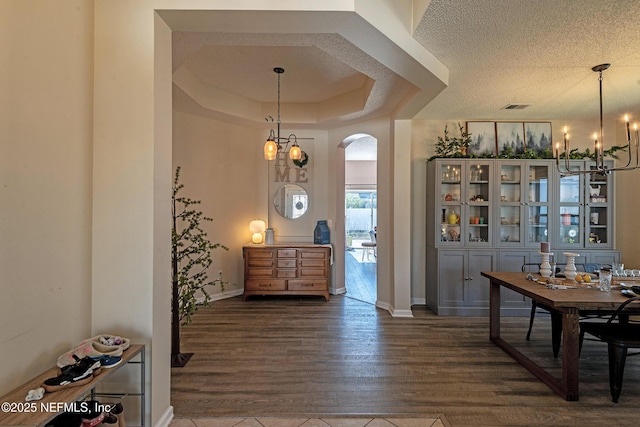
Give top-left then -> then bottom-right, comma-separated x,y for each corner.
274,184 -> 308,219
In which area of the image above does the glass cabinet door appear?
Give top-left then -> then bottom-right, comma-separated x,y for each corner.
438,161 -> 463,245
586,161 -> 613,247
437,160 -> 492,247
525,163 -> 551,247
497,161 -> 550,248
557,163 -> 583,248
465,162 -> 492,245
498,162 -> 522,245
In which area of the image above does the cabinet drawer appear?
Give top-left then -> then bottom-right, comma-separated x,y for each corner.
300,250 -> 326,260
248,258 -> 275,268
245,279 -> 286,291
277,259 -> 297,268
276,269 -> 297,278
246,249 -> 275,259
288,280 -> 327,291
246,266 -> 274,277
300,258 -> 326,268
299,268 -> 326,277
277,249 -> 297,258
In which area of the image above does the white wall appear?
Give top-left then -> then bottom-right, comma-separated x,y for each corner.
152,13 -> 174,425
172,111 -> 266,291
93,2 -> 173,425
0,0 -> 94,394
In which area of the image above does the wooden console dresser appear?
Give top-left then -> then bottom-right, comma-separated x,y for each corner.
242,244 -> 331,301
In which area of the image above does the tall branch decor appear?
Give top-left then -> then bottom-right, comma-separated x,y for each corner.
172,166 -> 229,367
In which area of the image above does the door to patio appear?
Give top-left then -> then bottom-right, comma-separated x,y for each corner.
345,190 -> 377,304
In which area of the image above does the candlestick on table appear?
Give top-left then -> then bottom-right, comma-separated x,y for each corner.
539,252 -> 553,278
563,252 -> 580,281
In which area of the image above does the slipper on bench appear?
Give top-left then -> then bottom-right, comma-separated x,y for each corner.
57,342 -> 123,368
25,387 -> 45,402
42,366 -> 94,393
81,335 -> 130,352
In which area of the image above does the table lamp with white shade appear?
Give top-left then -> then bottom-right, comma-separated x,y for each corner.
249,219 -> 266,244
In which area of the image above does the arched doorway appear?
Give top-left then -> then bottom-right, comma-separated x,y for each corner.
343,134 -> 377,304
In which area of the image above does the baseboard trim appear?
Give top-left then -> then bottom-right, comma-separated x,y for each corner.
389,307 -> 414,318
154,405 -> 174,427
196,288 -> 244,305
333,286 -> 347,295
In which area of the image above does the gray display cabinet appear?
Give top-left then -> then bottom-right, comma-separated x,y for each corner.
433,249 -> 497,316
496,160 -> 552,248
426,158 -> 620,316
432,160 -> 493,247
554,160 -> 614,250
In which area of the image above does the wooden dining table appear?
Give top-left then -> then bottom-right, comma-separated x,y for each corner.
481,271 -> 629,401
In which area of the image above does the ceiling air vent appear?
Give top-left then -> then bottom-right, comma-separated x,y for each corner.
501,104 -> 531,110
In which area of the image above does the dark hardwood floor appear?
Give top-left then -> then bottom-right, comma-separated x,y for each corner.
344,248 -> 376,304
171,295 -> 640,426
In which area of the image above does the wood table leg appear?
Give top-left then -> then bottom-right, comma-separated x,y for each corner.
490,279 -> 501,340
551,310 -> 562,358
488,277 -> 579,401
562,308 -> 581,400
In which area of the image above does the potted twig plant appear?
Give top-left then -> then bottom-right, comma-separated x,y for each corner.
171,166 -> 229,367
431,122 -> 472,159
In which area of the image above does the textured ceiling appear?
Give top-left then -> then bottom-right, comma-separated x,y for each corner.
171,1 -> 640,127
413,0 -> 640,121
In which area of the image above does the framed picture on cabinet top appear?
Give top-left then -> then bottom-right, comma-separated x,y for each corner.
525,122 -> 553,158
466,121 -> 496,156
497,122 -> 526,156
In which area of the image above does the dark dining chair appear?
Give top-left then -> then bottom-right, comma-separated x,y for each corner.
579,296 -> 640,403
522,262 -> 604,358
522,262 -> 576,348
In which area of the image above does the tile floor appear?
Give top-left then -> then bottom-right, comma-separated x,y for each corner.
169,416 -> 447,427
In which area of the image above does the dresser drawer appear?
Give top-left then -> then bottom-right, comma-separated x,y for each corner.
277,259 -> 297,268
245,248 -> 274,277
248,249 -> 275,259
277,249 -> 297,258
248,258 -> 275,268
288,280 -> 327,291
276,269 -> 297,278
247,266 -> 274,277
299,258 -> 326,268
243,245 -> 330,301
245,279 -> 286,291
300,250 -> 326,260
299,267 -> 326,277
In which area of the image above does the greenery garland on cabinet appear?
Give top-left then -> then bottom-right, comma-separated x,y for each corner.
428,123 -> 628,161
